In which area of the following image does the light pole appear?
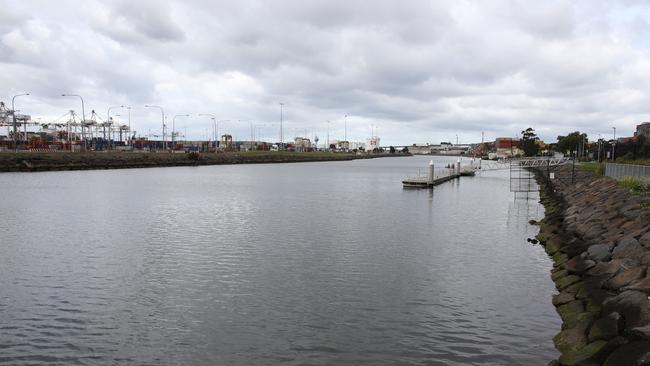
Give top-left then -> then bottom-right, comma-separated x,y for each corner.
344,114 -> 348,142
327,120 -> 330,150
145,105 -> 165,151
198,113 -> 216,147
107,105 -> 124,150
62,94 -> 86,151
11,93 -> 29,152
114,114 -> 121,142
612,126 -> 617,161
279,102 -> 285,150
598,133 -> 602,162
125,106 -> 132,146
172,114 -> 189,150
217,120 -> 230,148
255,125 -> 263,142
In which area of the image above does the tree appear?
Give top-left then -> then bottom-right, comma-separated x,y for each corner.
521,127 -> 540,156
557,131 -> 587,156
389,146 -> 396,154
401,146 -> 409,154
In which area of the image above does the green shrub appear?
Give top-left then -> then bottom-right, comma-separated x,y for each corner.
618,176 -> 649,193
188,152 -> 200,161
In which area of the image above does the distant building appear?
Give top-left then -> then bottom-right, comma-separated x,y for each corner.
409,143 -> 433,155
221,134 -> 233,150
294,137 -> 312,152
495,137 -> 523,158
366,136 -> 380,151
336,140 -> 350,151
635,122 -> 650,139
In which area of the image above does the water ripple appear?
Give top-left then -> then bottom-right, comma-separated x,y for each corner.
0,157 -> 560,365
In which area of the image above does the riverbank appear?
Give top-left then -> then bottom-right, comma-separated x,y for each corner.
533,165 -> 650,365
0,151 -> 409,172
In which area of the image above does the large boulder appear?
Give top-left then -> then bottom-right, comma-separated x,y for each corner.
553,291 -> 577,306
558,340 -> 608,366
602,290 -> 650,329
624,277 -> 650,294
557,275 -> 582,291
587,258 -> 639,277
612,238 -> 645,259
554,326 -> 588,353
564,256 -> 596,274
631,325 -> 650,341
587,243 -> 614,262
603,341 -> 650,366
558,300 -> 585,322
588,312 -> 622,342
604,267 -> 646,291
640,231 -> 650,248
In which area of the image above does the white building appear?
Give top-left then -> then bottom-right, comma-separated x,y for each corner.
366,136 -> 380,151
294,137 -> 312,152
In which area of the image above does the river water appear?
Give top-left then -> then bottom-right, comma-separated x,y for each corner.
0,156 -> 560,365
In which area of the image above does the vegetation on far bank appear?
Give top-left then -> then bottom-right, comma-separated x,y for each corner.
575,162 -> 603,174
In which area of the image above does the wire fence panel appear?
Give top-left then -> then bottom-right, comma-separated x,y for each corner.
604,163 -> 650,182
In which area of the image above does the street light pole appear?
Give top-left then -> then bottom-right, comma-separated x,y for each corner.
198,113 -> 217,148
279,103 -> 285,150
107,105 -> 124,150
126,106 -> 132,146
612,126 -> 617,161
327,121 -> 330,150
598,133 -> 602,162
216,120 -> 229,148
11,93 -> 29,152
62,94 -> 86,151
145,105 -> 165,151
173,114 -> 189,151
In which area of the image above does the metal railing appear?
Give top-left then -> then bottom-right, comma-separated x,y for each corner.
604,163 -> 650,182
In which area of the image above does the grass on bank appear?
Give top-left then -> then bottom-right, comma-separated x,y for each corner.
617,158 -> 650,166
576,162 -> 604,175
618,176 -> 650,194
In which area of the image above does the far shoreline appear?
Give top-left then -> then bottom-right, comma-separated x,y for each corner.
0,151 -> 412,173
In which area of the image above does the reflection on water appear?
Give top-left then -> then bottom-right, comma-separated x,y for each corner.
0,156 -> 559,365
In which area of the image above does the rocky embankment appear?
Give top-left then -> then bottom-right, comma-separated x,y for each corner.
0,151 -> 406,172
534,165 -> 650,365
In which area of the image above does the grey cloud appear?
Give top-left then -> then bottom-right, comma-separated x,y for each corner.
93,0 -> 185,43
3,0 -> 650,144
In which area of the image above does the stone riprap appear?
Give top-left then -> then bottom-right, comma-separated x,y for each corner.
534,165 -> 650,365
0,151 -> 405,172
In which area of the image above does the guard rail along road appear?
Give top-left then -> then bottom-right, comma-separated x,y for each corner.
604,162 -> 650,182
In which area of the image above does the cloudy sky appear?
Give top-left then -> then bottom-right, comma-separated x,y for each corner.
2,0 -> 650,145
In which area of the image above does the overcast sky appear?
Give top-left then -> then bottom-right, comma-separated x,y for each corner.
2,0 -> 650,145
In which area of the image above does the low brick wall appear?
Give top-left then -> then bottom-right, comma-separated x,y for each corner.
534,166 -> 650,365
